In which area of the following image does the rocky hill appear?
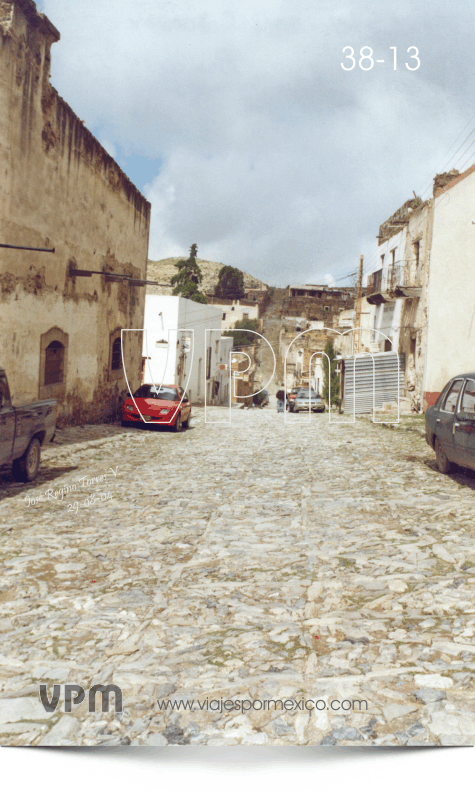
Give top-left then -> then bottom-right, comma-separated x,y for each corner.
146,257 -> 267,296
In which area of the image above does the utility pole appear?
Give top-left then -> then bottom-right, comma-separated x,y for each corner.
353,255 -> 364,354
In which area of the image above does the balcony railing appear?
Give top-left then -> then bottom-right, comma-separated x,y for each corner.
366,261 -> 422,295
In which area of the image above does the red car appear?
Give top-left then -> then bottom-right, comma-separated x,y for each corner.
122,384 -> 192,432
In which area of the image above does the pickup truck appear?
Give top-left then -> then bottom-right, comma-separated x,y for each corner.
0,368 -> 57,482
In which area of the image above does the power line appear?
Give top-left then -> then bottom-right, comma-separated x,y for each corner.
417,112 -> 475,197
331,270 -> 357,284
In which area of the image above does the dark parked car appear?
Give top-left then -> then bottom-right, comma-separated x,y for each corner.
425,373 -> 475,473
0,367 -> 57,481
293,388 -> 325,413
122,384 -> 191,432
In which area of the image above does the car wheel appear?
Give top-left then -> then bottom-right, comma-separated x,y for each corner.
173,413 -> 183,432
435,438 -> 452,474
182,411 -> 191,429
12,437 -> 41,482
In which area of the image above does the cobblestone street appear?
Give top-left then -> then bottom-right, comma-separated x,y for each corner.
1,407 -> 475,746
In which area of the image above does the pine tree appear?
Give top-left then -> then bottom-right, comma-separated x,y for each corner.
170,244 -> 208,304
215,265 -> 245,300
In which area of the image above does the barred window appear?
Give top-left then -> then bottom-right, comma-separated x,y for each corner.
111,337 -> 122,370
44,341 -> 64,385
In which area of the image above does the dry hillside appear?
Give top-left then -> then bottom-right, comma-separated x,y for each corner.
146,257 -> 267,296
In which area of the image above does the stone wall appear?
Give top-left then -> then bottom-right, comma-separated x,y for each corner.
284,294 -> 352,325
0,0 -> 150,424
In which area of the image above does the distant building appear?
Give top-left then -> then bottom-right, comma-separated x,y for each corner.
205,296 -> 260,330
142,295 -> 225,405
243,285 -> 268,306
285,285 -> 354,347
279,320 -> 336,393
288,284 -> 353,300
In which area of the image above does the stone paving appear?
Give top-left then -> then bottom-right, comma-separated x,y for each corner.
1,407 -> 475,746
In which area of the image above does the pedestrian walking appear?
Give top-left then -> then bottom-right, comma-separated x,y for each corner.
276,389 -> 285,413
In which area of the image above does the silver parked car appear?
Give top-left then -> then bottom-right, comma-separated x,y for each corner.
293,388 -> 325,413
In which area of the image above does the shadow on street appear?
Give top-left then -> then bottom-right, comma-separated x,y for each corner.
0,465 -> 78,502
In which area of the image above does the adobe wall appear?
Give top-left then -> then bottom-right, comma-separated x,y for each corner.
0,0 -> 150,424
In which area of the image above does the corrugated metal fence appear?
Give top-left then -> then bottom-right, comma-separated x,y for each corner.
343,352 -> 405,414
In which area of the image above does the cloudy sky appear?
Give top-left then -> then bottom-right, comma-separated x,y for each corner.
40,0 -> 475,285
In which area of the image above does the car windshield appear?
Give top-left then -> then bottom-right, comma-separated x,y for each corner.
133,385 -> 179,400
296,390 -> 319,398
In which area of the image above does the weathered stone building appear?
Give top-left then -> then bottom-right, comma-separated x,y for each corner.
357,169 -> 473,412
0,0 -> 150,424
276,286 -> 352,391
363,196 -> 432,410
285,284 -> 354,325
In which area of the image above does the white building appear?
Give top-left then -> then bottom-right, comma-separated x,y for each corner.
424,165 -> 475,406
142,296 -> 224,405
209,299 -> 260,330
215,337 -> 233,405
364,220 -> 408,353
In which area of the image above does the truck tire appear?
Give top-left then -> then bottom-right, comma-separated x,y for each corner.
12,437 -> 41,482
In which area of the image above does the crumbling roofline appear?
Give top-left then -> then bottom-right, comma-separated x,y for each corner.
433,161 -> 475,198
8,0 -> 60,41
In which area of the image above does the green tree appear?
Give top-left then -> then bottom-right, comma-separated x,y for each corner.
215,265 -> 245,300
224,318 -> 260,347
322,340 -> 340,406
171,244 -> 208,304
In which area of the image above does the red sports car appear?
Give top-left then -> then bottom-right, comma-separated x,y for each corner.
122,384 -> 192,432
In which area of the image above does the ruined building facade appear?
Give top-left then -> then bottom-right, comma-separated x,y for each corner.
286,284 -> 354,325
0,0 -> 150,424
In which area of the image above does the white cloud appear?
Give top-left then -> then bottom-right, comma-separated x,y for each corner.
42,0 -> 474,284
